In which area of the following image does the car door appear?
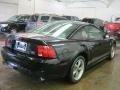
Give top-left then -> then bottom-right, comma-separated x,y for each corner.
87,25 -> 110,55
71,25 -> 110,64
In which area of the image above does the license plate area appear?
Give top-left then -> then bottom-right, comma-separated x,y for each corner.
15,41 -> 27,52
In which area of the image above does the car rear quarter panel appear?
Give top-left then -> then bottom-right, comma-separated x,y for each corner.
47,41 -> 89,64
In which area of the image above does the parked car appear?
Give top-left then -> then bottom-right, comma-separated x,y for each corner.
0,14 -> 31,33
26,14 -> 67,30
62,15 -> 80,21
104,17 -> 120,39
1,21 -> 116,83
82,18 -> 104,31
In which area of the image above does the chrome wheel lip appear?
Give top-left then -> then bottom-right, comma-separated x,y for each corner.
72,58 -> 85,81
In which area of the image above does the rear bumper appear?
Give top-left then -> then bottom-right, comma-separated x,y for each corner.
1,47 -> 69,79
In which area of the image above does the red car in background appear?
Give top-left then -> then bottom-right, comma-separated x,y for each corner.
104,17 -> 120,39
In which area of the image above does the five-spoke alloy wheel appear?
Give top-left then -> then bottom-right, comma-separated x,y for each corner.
69,56 -> 85,83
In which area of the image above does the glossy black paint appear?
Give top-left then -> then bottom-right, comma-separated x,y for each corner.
1,21 -> 116,79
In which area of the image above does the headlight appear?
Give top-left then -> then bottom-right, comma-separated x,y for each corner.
1,24 -> 8,27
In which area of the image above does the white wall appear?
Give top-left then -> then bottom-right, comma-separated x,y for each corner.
18,0 -> 65,15
95,0 -> 120,21
35,0 -> 65,15
0,1 -> 18,21
18,0 -> 120,21
63,0 -> 120,21
18,0 -> 34,14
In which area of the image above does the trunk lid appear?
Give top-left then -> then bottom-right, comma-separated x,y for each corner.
6,33 -> 63,56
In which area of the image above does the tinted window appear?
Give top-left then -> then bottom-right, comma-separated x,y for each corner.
41,16 -> 50,22
82,18 -> 94,24
72,25 -> 104,40
85,26 -> 104,40
51,17 -> 66,21
58,17 -> 67,20
72,27 -> 88,40
63,16 -> 71,20
94,19 -> 104,30
94,19 -> 103,26
72,30 -> 88,40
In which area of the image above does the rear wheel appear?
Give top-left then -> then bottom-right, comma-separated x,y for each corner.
69,56 -> 85,83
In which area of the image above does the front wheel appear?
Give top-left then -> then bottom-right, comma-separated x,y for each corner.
109,45 -> 116,60
69,56 -> 86,83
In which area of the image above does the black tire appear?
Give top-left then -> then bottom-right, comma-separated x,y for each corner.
109,45 -> 116,60
68,56 -> 86,83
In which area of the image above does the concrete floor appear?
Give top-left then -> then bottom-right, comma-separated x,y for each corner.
0,34 -> 120,90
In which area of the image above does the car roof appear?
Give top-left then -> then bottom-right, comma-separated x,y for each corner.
54,20 -> 90,26
63,15 -> 76,17
17,14 -> 31,16
82,18 -> 103,21
31,13 -> 61,17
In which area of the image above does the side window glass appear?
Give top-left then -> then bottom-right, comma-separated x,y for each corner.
72,27 -> 88,40
72,26 -> 104,40
40,16 -> 50,22
86,26 -> 104,40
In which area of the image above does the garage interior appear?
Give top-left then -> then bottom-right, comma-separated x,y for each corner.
0,0 -> 120,90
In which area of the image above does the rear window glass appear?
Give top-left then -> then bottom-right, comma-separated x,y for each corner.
51,17 -> 66,21
82,19 -> 94,24
30,22 -> 78,39
29,15 -> 39,22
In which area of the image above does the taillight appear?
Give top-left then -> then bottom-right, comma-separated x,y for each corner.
37,45 -> 56,59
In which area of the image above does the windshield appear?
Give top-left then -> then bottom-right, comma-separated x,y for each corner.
8,15 -> 19,22
29,21 -> 78,39
8,15 -> 30,22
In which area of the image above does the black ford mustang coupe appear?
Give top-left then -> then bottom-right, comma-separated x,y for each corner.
1,21 -> 116,83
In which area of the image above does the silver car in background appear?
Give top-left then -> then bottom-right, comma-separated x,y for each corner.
26,14 -> 67,31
